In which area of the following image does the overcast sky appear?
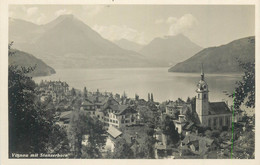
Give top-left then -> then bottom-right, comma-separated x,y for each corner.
9,5 -> 255,47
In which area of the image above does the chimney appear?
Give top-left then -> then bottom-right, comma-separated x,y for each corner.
148,93 -> 150,102
179,115 -> 185,123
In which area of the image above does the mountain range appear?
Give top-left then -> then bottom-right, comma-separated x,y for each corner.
9,15 -> 151,69
168,36 -> 255,73
9,14 -> 255,73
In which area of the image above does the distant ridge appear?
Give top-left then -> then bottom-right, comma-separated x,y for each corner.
9,15 -> 151,69
139,34 -> 203,66
168,36 -> 255,73
114,39 -> 143,52
9,49 -> 56,77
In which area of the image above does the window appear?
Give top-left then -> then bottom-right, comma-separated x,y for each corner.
97,115 -> 100,118
110,119 -> 112,122
204,94 -> 207,99
116,121 -> 118,124
226,117 -> 230,126
121,120 -> 124,124
219,117 -> 223,127
213,118 -> 217,127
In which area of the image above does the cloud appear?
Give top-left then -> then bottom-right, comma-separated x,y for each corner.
26,7 -> 39,16
155,14 -> 198,36
82,6 -> 105,17
55,9 -> 72,17
166,17 -> 178,24
93,25 -> 146,45
168,14 -> 198,36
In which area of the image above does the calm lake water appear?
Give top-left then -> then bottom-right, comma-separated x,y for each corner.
33,67 -> 242,106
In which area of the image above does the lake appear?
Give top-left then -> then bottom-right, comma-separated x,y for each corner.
33,67 -> 242,106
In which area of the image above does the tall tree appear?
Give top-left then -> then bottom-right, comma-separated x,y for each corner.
83,87 -> 87,98
136,127 -> 156,159
8,42 -> 69,156
68,110 -> 106,158
232,60 -> 255,109
71,88 -> 76,96
68,110 -> 86,158
112,138 -> 134,159
82,116 -> 107,158
161,116 -> 180,145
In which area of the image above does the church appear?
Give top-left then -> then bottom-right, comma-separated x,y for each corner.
195,66 -> 232,129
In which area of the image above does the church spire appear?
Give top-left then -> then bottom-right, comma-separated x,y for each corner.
201,63 -> 204,81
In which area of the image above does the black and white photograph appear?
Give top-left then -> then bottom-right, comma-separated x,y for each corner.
1,0 -> 259,163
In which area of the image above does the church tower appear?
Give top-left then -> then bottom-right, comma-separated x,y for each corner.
196,64 -> 209,124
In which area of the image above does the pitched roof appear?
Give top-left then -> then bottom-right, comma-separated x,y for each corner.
106,105 -> 137,115
208,102 -> 232,115
183,122 -> 195,130
182,134 -> 214,155
182,134 -> 213,146
109,104 -> 128,111
81,99 -> 94,106
60,111 -> 72,120
107,126 -> 122,139
87,95 -> 109,105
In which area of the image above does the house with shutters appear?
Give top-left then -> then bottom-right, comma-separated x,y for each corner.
80,93 -> 137,128
102,105 -> 138,128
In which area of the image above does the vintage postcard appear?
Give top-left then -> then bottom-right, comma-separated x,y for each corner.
0,0 -> 259,165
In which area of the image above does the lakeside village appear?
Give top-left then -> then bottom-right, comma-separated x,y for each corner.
35,69 -> 255,159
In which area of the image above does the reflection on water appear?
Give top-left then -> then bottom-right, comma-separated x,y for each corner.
33,67 -> 242,106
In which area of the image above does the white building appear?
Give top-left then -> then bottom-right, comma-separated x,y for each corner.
195,65 -> 232,129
